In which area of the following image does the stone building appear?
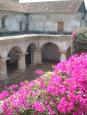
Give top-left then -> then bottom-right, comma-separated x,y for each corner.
0,0 -> 86,79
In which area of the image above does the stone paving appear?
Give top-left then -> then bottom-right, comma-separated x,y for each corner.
9,63 -> 54,85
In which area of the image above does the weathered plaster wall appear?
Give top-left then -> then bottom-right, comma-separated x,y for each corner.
28,13 -> 84,32
0,11 -> 86,34
0,11 -> 26,33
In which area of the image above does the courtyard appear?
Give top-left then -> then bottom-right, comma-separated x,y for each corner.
0,0 -> 87,114
0,34 -> 71,80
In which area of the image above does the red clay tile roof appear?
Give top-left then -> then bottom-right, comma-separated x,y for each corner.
0,0 -> 18,3
0,2 -> 24,13
0,0 -> 85,13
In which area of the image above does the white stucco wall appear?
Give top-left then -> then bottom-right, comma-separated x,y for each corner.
0,11 -> 26,32
28,13 -> 84,32
0,11 -> 85,33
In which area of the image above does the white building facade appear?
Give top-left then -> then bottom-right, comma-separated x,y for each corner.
0,0 -> 86,78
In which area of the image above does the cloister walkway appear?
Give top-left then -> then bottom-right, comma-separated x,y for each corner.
0,34 -> 71,80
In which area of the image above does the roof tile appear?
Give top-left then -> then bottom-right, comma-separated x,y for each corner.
0,0 -> 84,13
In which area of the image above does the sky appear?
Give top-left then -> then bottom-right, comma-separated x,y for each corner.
20,0 -> 68,2
19,0 -> 87,9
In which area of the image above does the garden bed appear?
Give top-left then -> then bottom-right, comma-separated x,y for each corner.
0,53 -> 87,115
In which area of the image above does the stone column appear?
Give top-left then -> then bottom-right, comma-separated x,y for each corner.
1,58 -> 9,78
32,48 -> 42,65
18,52 -> 26,70
60,50 -> 67,62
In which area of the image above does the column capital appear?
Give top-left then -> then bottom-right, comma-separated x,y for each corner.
16,52 -> 28,56
59,50 -> 67,54
34,48 -> 43,51
1,57 -> 10,62
22,52 -> 28,56
60,51 -> 67,62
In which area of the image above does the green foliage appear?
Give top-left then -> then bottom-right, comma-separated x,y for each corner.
0,79 -> 12,91
73,33 -> 87,53
77,33 -> 87,41
20,109 -> 35,115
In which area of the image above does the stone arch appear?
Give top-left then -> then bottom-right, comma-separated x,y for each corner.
25,43 -> 36,67
40,41 -> 59,49
42,42 -> 60,64
24,42 -> 37,52
6,46 -> 22,75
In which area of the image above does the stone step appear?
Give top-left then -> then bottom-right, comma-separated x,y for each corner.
9,70 -> 24,79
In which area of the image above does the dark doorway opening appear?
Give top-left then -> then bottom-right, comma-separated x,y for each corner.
7,46 -> 22,75
26,43 -> 36,67
42,42 -> 60,65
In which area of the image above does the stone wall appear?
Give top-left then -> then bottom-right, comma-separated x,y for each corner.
0,11 -> 26,33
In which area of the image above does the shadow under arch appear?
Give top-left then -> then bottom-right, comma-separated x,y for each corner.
6,46 -> 22,76
42,42 -> 60,64
25,43 -> 36,67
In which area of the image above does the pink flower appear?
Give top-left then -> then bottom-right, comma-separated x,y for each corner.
57,97 -> 74,113
0,91 -> 9,100
0,53 -> 87,115
32,101 -> 45,113
35,69 -> 44,75
9,84 -> 18,89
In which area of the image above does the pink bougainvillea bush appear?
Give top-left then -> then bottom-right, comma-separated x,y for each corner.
0,53 -> 87,115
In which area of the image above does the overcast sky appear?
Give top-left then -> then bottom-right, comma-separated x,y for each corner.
19,0 -> 68,2
19,0 -> 87,9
